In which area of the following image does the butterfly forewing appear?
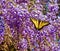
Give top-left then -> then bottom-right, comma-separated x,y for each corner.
30,18 -> 39,29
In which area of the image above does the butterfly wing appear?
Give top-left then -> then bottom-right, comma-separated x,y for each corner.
30,18 -> 39,29
39,21 -> 49,29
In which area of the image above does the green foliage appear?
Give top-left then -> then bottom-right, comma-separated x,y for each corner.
8,45 -> 16,51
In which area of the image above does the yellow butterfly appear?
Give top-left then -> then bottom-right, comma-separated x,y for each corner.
30,18 -> 50,30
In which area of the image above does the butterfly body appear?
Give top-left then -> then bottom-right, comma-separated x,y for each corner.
30,18 -> 50,30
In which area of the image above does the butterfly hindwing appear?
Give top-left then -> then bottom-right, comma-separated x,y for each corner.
39,21 -> 49,29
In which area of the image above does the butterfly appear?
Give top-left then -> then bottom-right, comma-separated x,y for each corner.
30,18 -> 50,30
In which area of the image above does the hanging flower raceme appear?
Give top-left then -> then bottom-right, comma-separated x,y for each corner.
0,16 -> 5,44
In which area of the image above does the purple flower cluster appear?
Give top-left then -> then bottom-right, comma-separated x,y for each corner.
0,16 -> 5,44
0,0 -> 60,51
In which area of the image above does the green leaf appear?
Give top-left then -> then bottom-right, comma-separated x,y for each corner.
9,45 -> 16,51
